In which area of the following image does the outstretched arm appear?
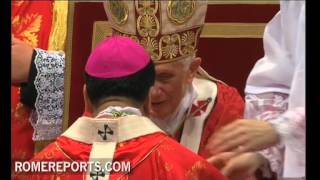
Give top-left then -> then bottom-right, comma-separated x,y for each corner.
12,36 -> 66,141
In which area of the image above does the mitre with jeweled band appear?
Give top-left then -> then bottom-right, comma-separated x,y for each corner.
103,0 -> 208,64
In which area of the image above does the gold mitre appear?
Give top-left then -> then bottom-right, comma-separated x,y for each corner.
103,1 -> 208,64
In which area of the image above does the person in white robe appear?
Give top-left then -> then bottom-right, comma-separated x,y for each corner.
206,1 -> 305,180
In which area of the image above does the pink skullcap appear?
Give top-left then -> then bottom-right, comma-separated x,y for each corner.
85,36 -> 150,78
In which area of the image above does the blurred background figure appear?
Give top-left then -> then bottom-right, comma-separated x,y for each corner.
207,1 -> 305,180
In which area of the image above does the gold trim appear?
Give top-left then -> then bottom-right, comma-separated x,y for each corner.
62,2 -> 75,131
55,142 -> 74,161
92,21 -> 267,48
135,2 -> 160,37
201,22 -> 266,38
208,0 -> 279,5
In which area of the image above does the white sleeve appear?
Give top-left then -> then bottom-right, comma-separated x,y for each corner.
245,92 -> 287,178
245,1 -> 305,177
245,11 -> 293,95
29,48 -> 65,141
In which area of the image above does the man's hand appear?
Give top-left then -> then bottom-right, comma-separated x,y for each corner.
11,37 -> 34,84
207,152 -> 237,170
208,152 -> 266,180
206,119 -> 279,155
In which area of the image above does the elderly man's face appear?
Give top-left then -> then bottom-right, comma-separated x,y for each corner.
149,58 -> 201,120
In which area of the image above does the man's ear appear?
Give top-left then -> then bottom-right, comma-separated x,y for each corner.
83,84 -> 93,113
187,57 -> 202,84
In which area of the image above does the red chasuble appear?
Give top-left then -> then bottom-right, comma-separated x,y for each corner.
14,117 -> 227,180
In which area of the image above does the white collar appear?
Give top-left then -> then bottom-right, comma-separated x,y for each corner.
96,106 -> 142,118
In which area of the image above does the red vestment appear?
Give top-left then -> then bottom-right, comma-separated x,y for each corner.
15,132 -> 227,180
80,81 -> 244,159
198,81 -> 244,158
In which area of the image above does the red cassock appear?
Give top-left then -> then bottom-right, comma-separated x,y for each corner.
14,132 -> 227,180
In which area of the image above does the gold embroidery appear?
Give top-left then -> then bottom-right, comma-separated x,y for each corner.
115,27 -> 199,63
156,148 -> 166,177
105,1 -> 205,63
137,14 -> 159,37
140,37 -> 159,60
136,1 -> 158,15
164,162 -> 173,172
167,0 -> 196,24
181,31 -> 196,55
136,0 -> 159,38
160,34 -> 180,59
185,160 -> 207,180
159,142 -> 175,152
114,31 -> 139,43
12,13 -> 42,47
108,1 -> 129,25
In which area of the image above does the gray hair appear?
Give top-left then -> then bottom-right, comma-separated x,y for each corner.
180,55 -> 196,72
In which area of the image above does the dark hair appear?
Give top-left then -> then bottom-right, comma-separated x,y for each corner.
84,60 -> 155,107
